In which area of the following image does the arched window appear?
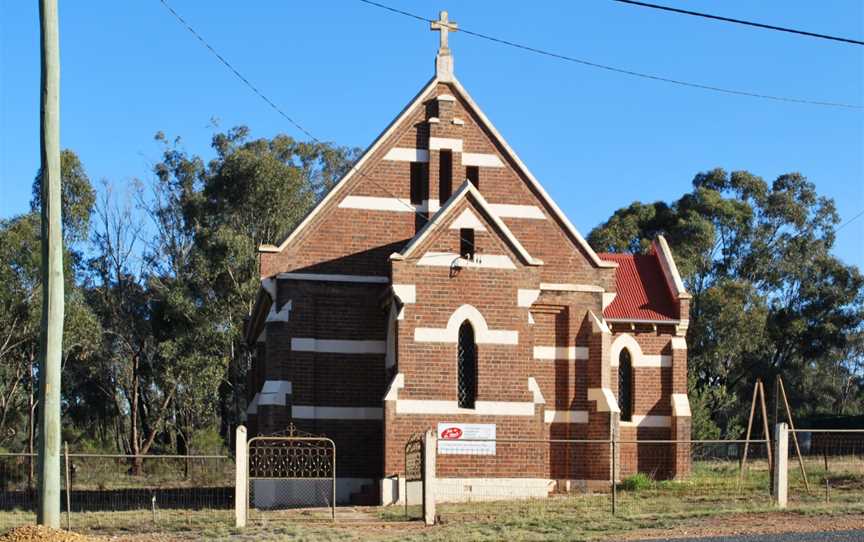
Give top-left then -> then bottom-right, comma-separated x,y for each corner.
618,349 -> 633,422
457,321 -> 477,409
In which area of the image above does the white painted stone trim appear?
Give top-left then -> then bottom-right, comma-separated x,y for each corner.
654,235 -> 690,299
640,355 -> 672,368
461,153 -> 504,168
517,289 -> 540,308
413,304 -> 519,345
392,284 -> 416,304
261,277 -> 277,301
397,182 -> 542,266
528,377 -> 545,404
602,292 -> 617,311
383,373 -> 404,402
588,310 -> 611,335
451,118 -> 465,125
436,94 -> 457,102
606,318 -> 680,325
246,393 -> 260,415
383,147 -> 430,162
544,410 -> 589,424
672,394 -> 691,417
533,346 -> 589,361
276,272 -> 389,284
266,299 -> 292,323
620,415 -> 672,428
671,337 -> 687,350
416,252 -> 516,270
588,387 -> 621,413
395,400 -> 535,416
448,208 -> 487,231
339,196 -> 414,212
258,380 -> 293,407
488,203 -> 546,220
291,338 -> 386,354
435,478 -> 554,502
291,405 -> 383,420
429,137 -> 463,152
540,283 -> 604,293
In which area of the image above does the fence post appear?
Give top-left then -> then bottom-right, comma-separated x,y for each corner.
611,439 -> 617,516
773,422 -> 788,508
422,429 -> 436,526
235,425 -> 247,528
63,442 -> 71,531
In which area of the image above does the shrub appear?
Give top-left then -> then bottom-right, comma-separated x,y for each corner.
621,472 -> 652,491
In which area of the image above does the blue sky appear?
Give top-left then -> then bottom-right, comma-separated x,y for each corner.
2,1 -> 862,268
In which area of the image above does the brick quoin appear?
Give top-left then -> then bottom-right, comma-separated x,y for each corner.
243,41 -> 691,504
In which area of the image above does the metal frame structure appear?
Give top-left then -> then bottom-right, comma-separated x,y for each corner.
247,424 -> 336,521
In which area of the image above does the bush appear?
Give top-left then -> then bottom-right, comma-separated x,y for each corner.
621,473 -> 652,491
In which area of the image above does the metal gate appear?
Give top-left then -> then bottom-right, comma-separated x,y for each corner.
404,432 -> 424,519
248,424 -> 336,521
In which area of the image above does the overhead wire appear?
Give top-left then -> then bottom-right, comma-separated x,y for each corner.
612,0 -> 864,47
156,0 -> 475,259
357,0 -> 862,110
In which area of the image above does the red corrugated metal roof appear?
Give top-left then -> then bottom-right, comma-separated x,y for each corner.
599,252 -> 678,321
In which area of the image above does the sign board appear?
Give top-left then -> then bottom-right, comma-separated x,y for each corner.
437,423 -> 496,455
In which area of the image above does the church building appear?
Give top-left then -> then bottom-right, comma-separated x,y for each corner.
243,11 -> 692,505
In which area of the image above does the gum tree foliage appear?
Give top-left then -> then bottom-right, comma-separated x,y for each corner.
147,127 -> 359,444
589,169 -> 864,437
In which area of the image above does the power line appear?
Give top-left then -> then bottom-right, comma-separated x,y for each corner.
357,0 -> 862,110
156,0 -> 470,254
836,209 -> 864,233
613,0 -> 864,47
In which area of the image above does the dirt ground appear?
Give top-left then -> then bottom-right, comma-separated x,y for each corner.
67,511 -> 863,541
616,512 -> 864,540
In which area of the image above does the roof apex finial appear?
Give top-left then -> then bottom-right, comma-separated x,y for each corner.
431,10 -> 458,81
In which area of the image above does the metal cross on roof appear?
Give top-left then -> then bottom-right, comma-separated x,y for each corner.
431,10 -> 458,54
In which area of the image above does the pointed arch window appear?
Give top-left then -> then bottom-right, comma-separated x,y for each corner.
457,321 -> 477,409
618,349 -> 633,422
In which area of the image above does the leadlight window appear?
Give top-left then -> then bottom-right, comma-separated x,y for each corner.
619,349 -> 633,422
457,321 -> 477,409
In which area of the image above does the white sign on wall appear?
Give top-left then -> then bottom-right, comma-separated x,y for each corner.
437,422 -> 496,455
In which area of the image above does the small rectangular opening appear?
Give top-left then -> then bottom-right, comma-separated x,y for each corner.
439,150 -> 453,202
460,228 -> 475,260
466,166 -> 479,188
410,162 -> 428,205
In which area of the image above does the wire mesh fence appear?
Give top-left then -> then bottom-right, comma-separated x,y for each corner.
426,438 -> 775,523
0,452 -> 234,533
787,429 -> 864,511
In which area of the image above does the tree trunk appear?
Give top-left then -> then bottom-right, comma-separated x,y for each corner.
37,0 -> 63,528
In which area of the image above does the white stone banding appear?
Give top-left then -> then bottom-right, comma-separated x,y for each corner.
448,209 -> 487,231
383,147 -> 430,162
488,203 -> 546,220
533,346 -> 589,361
392,284 -> 416,304
672,394 -> 691,417
395,400 -> 535,416
544,410 -> 589,424
539,283 -> 604,292
429,137 -> 463,152
517,289 -> 541,308
290,338 -> 386,354
620,415 -> 672,428
338,196 -> 439,213
588,388 -> 621,413
416,252 -> 517,270
257,381 -> 293,407
276,272 -> 389,284
461,153 -> 504,168
292,405 -> 383,420
413,304 -> 519,345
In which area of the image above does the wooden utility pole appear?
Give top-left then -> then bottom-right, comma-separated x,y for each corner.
37,0 -> 63,528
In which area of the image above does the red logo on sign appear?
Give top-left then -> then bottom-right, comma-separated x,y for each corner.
440,427 -> 463,440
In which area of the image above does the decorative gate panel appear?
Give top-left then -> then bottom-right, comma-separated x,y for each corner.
248,424 -> 336,521
404,432 -> 424,519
